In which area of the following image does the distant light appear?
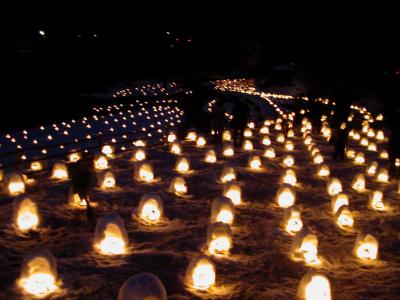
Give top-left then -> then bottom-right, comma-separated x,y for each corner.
93,34 -> 97,38
166,32 -> 170,35
39,30 -> 45,36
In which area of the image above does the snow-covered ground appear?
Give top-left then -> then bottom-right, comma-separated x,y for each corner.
0,81 -> 399,299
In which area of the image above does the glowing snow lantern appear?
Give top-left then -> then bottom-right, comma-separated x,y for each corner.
135,161 -> 155,183
352,174 -> 366,192
327,178 -> 342,196
260,126 -> 269,134
94,154 -> 109,170
170,142 -> 182,155
94,213 -> 128,255
261,135 -> 271,146
185,254 -> 216,291
283,207 -> 303,235
220,166 -> 236,183
17,249 -> 59,298
30,161 -> 43,171
276,184 -> 296,208
176,157 -> 190,174
243,128 -> 252,137
167,132 -> 177,143
287,128 -> 295,138
317,164 -> 330,178
335,206 -> 354,229
331,193 -> 349,214
366,161 -> 378,176
133,140 -> 146,147
379,150 -> 389,159
360,137 -> 369,147
353,132 -> 361,140
51,162 -> 68,180
275,123 -> 282,131
369,190 -> 386,211
204,149 -> 217,163
284,140 -> 294,151
354,152 -> 365,165
248,155 -> 262,170
13,196 -> 40,231
223,181 -> 241,205
313,153 -> 324,164
100,171 -> 116,189
353,233 -> 379,261
68,152 -> 81,163
297,273 -> 331,300
138,193 -> 163,222
264,147 -> 276,158
242,139 -> 253,151
68,187 -> 87,207
367,128 -> 375,138
222,130 -> 232,141
222,144 -> 234,157
169,176 -> 187,195
118,272 -> 167,300
211,196 -> 235,225
196,136 -> 206,147
101,145 -> 114,158
368,142 -> 377,152
376,168 -> 389,183
5,173 -> 25,196
207,222 -> 232,255
291,229 -> 320,265
276,133 -> 285,143
130,147 -> 146,162
346,149 -> 356,159
304,135 -> 313,145
281,169 -> 297,186
283,155 -> 295,167
376,130 -> 384,141
186,130 -> 197,141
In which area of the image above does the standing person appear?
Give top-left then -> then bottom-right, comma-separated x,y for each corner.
231,98 -> 250,148
332,123 -> 349,160
69,152 -> 97,220
212,98 -> 225,144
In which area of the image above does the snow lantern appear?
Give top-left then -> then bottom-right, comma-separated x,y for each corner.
248,155 -> 262,170
13,196 -> 40,231
260,126 -> 269,135
167,132 -> 177,143
282,155 -> 295,168
186,130 -> 197,141
261,135 -> 271,146
287,128 -> 295,138
170,142 -> 182,155
331,193 -> 349,214
51,162 -> 68,180
242,139 -> 253,151
352,132 -> 361,141
135,161 -> 154,183
354,152 -> 365,165
310,147 -> 320,157
204,149 -> 217,163
94,154 -> 109,170
276,184 -> 296,208
285,140 -> 295,151
335,205 -> 354,229
367,128 -> 375,138
207,222 -> 232,255
100,171 -> 116,189
5,173 -> 25,196
327,178 -> 342,196
263,147 -> 276,158
223,181 -> 241,205
283,207 -> 303,235
222,130 -> 232,141
275,123 -> 282,131
17,249 -> 59,298
366,161 -> 378,176
185,254 -> 216,291
368,142 -> 377,152
360,137 -> 369,147
196,136 -> 207,147
281,169 -> 297,186
291,228 -> 320,265
304,135 -> 313,145
352,174 -> 366,192
68,152 -> 81,163
313,153 -> 324,165
138,193 -> 163,223
68,187 -> 87,208
376,130 -> 384,141
376,168 -> 389,183
353,233 -> 379,261
211,196 -> 235,225
297,272 -> 331,300
317,164 -> 330,178
0,169 -> 3,182
369,190 -> 386,211
118,272 -> 167,300
276,133 -> 285,144
175,157 -> 190,174
94,213 -> 128,255
169,176 -> 187,195
101,145 -> 114,158
243,128 -> 252,137
220,166 -> 236,183
133,140 -> 146,147
222,144 -> 234,157
131,147 -> 146,162
346,149 -> 356,159
30,161 -> 44,172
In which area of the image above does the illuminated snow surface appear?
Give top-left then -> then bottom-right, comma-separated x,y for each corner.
0,91 -> 400,299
